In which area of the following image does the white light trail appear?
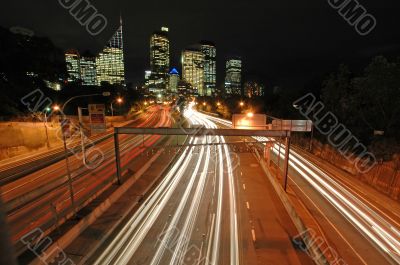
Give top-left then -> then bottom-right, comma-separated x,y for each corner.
200,111 -> 400,264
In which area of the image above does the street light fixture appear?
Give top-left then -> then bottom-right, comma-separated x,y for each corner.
43,107 -> 52,148
240,101 -> 245,107
111,97 -> 124,117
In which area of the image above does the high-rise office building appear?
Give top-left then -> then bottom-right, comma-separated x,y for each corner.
96,18 -> 125,86
145,70 -> 152,81
148,27 -> 170,94
200,41 -> 216,96
80,56 -> 96,86
168,68 -> 180,94
244,81 -> 265,98
65,49 -> 81,82
182,48 -> 205,96
225,57 -> 242,96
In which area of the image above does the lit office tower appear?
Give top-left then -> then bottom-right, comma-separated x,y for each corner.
182,48 -> 205,96
96,18 -> 125,86
168,68 -> 180,93
200,41 -> 216,96
225,57 -> 242,96
80,56 -> 96,86
244,81 -> 265,98
65,49 -> 81,82
149,27 -> 170,93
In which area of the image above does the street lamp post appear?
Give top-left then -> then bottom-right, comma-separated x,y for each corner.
78,106 -> 88,164
55,92 -> 110,217
110,97 -> 123,117
43,107 -> 51,149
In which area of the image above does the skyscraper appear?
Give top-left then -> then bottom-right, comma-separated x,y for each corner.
168,68 -> 180,94
96,18 -> 125,86
244,81 -> 265,98
225,57 -> 242,96
80,56 -> 96,86
200,41 -> 216,96
182,48 -> 205,96
65,49 -> 81,82
148,27 -> 170,94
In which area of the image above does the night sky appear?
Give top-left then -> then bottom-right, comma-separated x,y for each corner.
1,0 -> 400,89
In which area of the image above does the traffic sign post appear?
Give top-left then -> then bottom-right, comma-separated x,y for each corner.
89,104 -> 107,134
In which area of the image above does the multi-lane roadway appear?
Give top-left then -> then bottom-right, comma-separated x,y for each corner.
3,103 -> 400,265
199,110 -> 400,265
93,106 -> 245,265
1,106 -> 171,253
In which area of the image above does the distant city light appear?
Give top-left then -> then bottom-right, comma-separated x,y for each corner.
247,112 -> 254,118
53,105 -> 60,111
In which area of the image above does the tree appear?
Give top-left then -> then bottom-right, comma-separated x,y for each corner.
321,56 -> 400,157
352,56 -> 400,143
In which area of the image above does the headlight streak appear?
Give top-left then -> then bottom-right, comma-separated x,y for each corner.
113,123 -> 207,265
271,146 -> 392,255
189,105 -> 240,265
200,112 -> 400,264
168,140 -> 211,265
149,114 -> 209,265
271,145 -> 400,261
94,137 -> 196,265
95,104 -> 241,265
222,137 -> 240,265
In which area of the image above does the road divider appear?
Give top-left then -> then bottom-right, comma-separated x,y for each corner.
253,147 -> 329,265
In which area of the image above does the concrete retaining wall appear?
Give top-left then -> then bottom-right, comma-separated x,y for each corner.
0,116 -> 127,161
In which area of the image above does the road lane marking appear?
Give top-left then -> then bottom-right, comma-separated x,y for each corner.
251,229 -> 256,242
205,213 -> 216,264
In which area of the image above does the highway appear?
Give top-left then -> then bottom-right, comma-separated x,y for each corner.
5,103 -> 399,265
93,105 -> 249,265
1,106 -> 172,253
199,112 -> 400,265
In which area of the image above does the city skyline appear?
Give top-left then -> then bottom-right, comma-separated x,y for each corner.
2,1 -> 399,91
